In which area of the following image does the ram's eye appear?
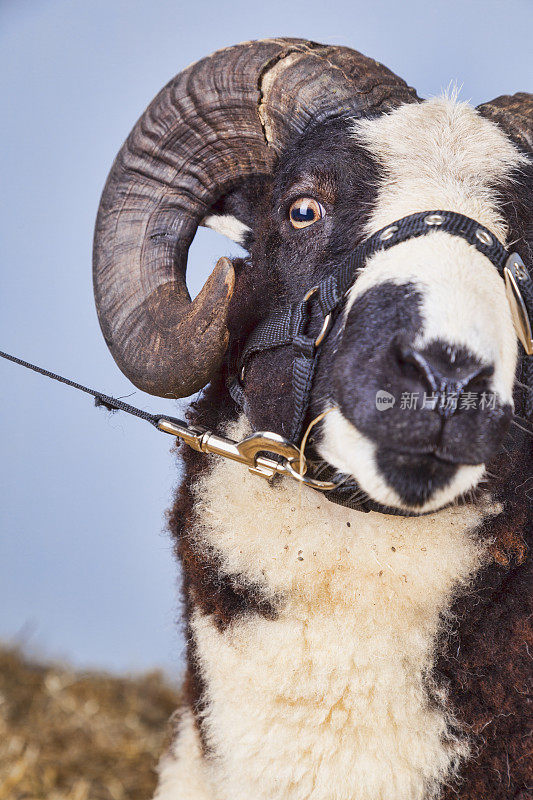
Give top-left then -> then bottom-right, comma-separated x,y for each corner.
289,198 -> 325,229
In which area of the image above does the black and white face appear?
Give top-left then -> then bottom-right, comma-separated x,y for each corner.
316,100 -> 525,513
318,244 -> 516,513
210,97 -> 526,514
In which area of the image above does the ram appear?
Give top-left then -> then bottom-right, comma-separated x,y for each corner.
93,39 -> 532,800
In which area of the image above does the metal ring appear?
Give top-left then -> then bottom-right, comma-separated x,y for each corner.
302,285 -> 332,347
380,225 -> 398,241
303,285 -> 319,303
284,459 -> 345,490
424,214 -> 445,226
314,313 -> 332,347
476,228 -> 493,246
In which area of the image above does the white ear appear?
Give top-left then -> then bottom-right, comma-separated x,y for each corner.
201,214 -> 251,245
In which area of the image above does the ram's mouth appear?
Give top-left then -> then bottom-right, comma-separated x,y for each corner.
373,447 -> 462,509
318,407 -> 488,514
367,443 -> 489,512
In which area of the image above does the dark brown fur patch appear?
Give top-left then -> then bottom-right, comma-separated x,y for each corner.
436,152 -> 533,797
167,381 -> 279,633
436,425 -> 533,800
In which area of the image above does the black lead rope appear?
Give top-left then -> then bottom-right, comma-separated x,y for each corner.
0,350 -> 163,427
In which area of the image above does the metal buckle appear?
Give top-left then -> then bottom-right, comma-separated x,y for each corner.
236,431 -> 303,479
158,419 -> 305,480
302,286 -> 332,347
157,418 -> 344,490
504,253 -> 533,356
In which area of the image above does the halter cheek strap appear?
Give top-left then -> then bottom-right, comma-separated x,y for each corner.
229,210 -> 533,513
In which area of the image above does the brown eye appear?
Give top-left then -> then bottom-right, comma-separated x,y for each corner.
289,197 -> 325,229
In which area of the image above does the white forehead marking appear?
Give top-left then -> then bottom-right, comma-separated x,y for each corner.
352,94 -> 527,238
343,96 -> 525,407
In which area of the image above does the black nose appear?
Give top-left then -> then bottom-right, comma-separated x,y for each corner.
396,342 -> 493,416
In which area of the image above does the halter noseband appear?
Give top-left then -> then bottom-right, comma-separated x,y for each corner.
229,210 -> 533,513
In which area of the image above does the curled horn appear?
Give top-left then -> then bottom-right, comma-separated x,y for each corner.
93,38 -> 419,398
477,92 -> 532,263
477,92 -> 533,416
477,92 -> 533,153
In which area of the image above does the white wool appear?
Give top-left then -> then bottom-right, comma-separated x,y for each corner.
156,416 -> 497,800
352,95 -> 527,238
154,711 -> 216,800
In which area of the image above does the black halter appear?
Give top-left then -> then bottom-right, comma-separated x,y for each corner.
229,210 -> 533,513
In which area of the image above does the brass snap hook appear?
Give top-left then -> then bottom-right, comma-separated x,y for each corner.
236,431 -> 305,479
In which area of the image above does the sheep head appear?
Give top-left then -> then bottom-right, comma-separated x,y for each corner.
93,39 -> 532,514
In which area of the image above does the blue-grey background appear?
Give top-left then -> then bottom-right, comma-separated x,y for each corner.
1,0 -> 531,675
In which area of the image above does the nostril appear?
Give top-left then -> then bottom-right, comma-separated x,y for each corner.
462,364 -> 494,391
396,345 -> 441,392
395,344 -> 494,397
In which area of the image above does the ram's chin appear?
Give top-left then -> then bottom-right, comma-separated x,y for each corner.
319,408 -> 485,515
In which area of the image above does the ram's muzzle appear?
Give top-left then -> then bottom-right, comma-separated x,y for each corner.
320,233 -> 518,512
